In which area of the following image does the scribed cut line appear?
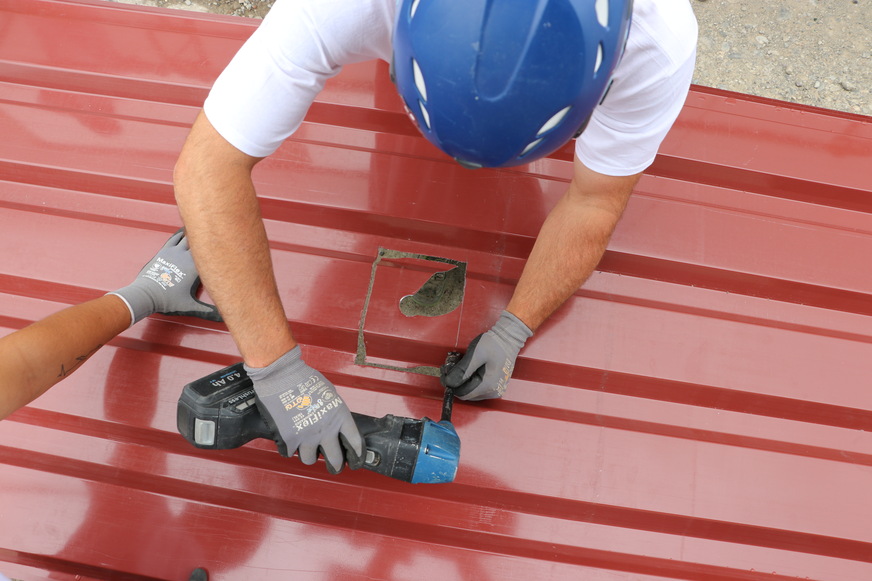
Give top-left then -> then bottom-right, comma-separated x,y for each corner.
356,247 -> 466,376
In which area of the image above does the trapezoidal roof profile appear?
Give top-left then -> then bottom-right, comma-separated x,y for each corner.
1,0 -> 872,579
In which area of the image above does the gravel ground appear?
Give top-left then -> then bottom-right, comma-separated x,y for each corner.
118,0 -> 870,116
694,0 -> 870,116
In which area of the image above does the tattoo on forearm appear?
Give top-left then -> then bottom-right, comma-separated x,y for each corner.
57,345 -> 103,378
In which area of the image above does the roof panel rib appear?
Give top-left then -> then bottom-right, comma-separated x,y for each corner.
1,1 -> 871,579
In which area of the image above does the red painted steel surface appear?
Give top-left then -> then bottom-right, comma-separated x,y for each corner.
2,1 -> 872,579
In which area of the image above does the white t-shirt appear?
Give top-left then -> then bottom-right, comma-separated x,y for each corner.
204,0 -> 697,177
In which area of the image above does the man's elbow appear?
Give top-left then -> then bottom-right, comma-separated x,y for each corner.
172,138 -> 212,208
173,110 -> 259,205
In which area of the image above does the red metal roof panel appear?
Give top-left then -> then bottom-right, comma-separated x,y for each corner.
2,1 -> 872,580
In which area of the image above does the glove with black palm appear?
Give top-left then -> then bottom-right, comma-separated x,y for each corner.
109,229 -> 222,325
442,311 -> 532,401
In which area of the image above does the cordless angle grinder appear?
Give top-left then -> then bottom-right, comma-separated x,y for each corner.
177,354 -> 461,484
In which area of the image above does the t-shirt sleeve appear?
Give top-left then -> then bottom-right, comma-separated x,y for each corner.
576,0 -> 698,176
203,0 -> 394,158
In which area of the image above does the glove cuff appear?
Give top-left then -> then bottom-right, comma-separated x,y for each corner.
106,285 -> 156,326
244,346 -> 308,393
493,310 -> 533,348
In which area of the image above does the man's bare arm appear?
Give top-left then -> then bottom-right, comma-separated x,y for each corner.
174,111 -> 296,368
175,112 -> 363,470
443,157 -> 640,400
507,157 -> 640,331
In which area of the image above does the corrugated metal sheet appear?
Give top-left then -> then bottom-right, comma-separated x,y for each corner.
2,1 -> 872,579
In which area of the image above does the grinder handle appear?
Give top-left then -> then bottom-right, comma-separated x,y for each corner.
177,364 -> 412,451
178,361 -> 459,483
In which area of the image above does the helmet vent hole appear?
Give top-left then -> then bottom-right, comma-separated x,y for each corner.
413,59 -> 428,101
521,138 -> 543,157
594,43 -> 604,74
538,106 -> 571,136
595,0 -> 609,28
418,100 -> 431,130
410,0 -> 421,18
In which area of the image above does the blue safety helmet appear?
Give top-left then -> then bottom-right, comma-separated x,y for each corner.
392,0 -> 633,168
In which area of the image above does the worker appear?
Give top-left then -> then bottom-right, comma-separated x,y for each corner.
0,230 -> 221,421
173,0 -> 698,473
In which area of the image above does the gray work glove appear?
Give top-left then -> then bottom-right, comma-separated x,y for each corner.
109,229 -> 222,325
246,346 -> 364,473
443,311 -> 533,401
